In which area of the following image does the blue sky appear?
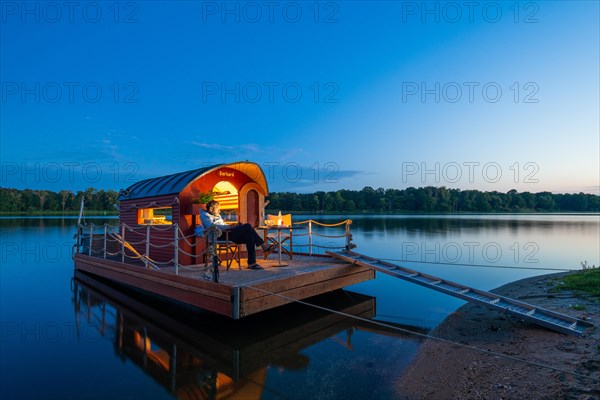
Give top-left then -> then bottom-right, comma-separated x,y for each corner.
1,1 -> 598,194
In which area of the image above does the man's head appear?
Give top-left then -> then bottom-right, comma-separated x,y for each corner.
206,200 -> 220,214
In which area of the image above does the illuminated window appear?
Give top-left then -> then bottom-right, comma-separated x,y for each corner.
213,181 -> 238,221
137,207 -> 173,225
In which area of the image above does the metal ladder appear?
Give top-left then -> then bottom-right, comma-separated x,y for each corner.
327,250 -> 594,336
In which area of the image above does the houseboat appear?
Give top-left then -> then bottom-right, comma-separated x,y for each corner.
73,161 -> 375,319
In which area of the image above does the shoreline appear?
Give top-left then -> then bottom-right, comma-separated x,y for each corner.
1,212 -> 598,219
396,272 -> 600,399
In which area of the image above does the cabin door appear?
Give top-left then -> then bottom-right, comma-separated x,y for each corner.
246,189 -> 259,227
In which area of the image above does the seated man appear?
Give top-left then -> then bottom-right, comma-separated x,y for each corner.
200,200 -> 269,270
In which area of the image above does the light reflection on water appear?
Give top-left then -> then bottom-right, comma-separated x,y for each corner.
1,214 -> 598,399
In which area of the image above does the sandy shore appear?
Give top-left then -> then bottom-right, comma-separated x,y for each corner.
396,272 -> 600,400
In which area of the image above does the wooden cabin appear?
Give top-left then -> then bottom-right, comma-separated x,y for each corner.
117,161 -> 268,265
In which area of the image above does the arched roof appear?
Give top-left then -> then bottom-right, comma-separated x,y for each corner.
118,161 -> 269,201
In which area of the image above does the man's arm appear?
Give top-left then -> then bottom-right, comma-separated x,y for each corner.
200,210 -> 229,230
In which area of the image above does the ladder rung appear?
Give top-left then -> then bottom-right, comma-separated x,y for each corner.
569,322 -> 577,330
490,298 -> 500,304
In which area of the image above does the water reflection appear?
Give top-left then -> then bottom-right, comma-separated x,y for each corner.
73,271 -> 422,399
343,214 -> 599,237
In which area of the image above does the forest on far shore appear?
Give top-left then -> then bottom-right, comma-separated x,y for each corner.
1,186 -> 598,214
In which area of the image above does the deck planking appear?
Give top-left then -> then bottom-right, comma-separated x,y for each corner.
160,255 -> 352,286
75,253 -> 375,318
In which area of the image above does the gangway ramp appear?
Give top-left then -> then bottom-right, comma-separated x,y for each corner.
327,251 -> 594,337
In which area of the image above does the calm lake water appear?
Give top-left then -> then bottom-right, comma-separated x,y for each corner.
1,214 -> 598,399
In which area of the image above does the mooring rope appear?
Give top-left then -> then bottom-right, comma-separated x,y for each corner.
240,284 -> 599,383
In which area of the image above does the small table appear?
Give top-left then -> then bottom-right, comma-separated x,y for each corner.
259,225 -> 295,266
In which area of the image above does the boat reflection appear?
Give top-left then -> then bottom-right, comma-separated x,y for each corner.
73,271 -> 422,399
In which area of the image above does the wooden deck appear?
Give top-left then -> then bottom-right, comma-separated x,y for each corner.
74,253 -> 375,318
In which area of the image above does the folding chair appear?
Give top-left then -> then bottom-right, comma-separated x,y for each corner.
202,224 -> 241,270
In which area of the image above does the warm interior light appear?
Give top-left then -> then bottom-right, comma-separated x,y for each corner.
213,181 -> 239,212
137,207 -> 173,225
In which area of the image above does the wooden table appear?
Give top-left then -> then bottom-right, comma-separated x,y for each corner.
259,225 -> 296,266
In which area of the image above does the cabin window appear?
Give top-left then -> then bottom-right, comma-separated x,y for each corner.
212,181 -> 238,222
137,207 -> 173,225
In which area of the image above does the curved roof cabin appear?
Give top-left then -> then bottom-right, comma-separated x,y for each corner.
116,161 -> 268,266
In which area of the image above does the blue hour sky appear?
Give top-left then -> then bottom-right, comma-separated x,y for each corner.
1,1 -> 598,194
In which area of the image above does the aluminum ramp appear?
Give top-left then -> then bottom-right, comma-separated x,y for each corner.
327,251 -> 594,336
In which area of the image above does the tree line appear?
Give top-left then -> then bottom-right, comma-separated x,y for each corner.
267,187 -> 600,213
0,186 -> 598,214
0,188 -> 119,213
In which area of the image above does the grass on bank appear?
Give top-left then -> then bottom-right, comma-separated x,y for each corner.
556,262 -> 600,298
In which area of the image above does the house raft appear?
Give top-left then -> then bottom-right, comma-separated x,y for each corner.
74,161 -> 375,319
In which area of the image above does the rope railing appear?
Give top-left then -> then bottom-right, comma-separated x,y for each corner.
294,219 -> 352,227
148,242 -> 176,249
290,219 -> 354,255
310,233 -> 348,238
76,221 -> 219,277
75,218 -> 355,275
295,243 -> 345,248
177,226 -> 198,247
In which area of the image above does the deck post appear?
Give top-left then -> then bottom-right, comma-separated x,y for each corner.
345,221 -> 350,250
121,224 -> 125,263
145,225 -> 150,269
103,225 -> 107,259
76,198 -> 84,251
233,286 -> 240,319
308,220 -> 313,255
88,225 -> 93,256
173,224 -> 179,275
209,230 -> 219,283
